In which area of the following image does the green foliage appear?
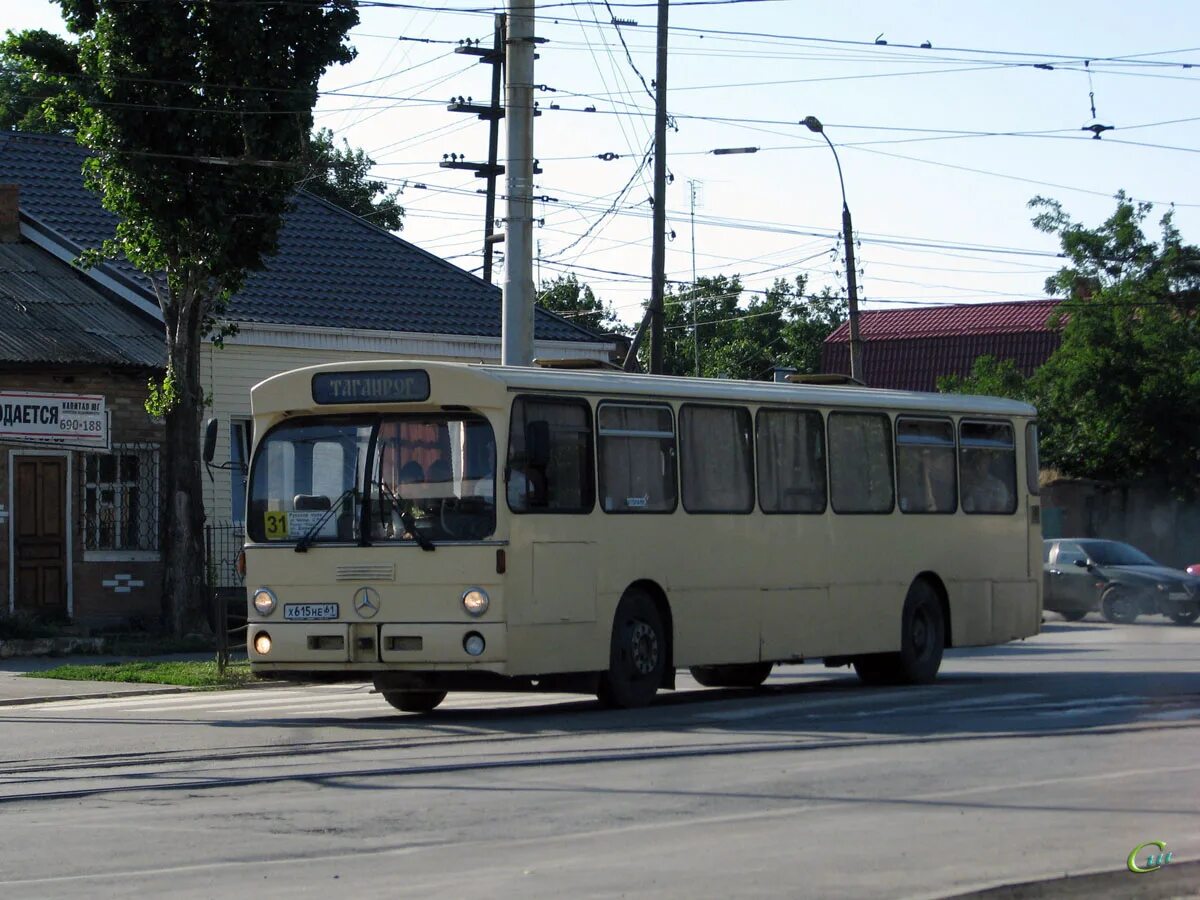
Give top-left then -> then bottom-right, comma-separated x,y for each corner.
25,660 -> 253,687
937,356 -> 1032,400
0,29 -> 80,133
302,127 -> 404,230
942,194 -> 1200,495
145,366 -> 181,417
643,274 -> 847,380
1031,204 -> 1200,492
536,274 -> 624,334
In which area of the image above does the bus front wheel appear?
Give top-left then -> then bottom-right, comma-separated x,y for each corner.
853,580 -> 945,686
598,589 -> 667,709
381,690 -> 448,713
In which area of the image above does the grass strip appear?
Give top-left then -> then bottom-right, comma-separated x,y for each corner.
23,660 -> 254,688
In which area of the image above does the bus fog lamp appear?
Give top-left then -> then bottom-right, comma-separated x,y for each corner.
462,588 -> 490,617
252,588 -> 277,616
463,632 -> 486,656
253,631 -> 273,655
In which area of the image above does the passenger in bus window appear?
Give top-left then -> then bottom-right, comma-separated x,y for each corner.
380,460 -> 424,538
962,454 -> 1012,513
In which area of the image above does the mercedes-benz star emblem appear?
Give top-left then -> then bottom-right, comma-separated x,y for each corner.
353,587 -> 380,619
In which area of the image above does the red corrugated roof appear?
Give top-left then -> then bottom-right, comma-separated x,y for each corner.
825,299 -> 1062,342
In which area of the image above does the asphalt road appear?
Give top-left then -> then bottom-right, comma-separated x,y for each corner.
1,618 -> 1198,899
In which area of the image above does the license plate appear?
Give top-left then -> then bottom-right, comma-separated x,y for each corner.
283,603 -> 339,621
1168,593 -> 1189,601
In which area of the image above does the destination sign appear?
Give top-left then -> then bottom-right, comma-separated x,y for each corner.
311,370 -> 430,405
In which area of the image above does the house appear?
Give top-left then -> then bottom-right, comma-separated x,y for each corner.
0,130 -> 615,622
821,300 -> 1062,392
0,184 -> 166,625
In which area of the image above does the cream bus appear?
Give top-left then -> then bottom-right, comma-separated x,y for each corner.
229,360 -> 1041,711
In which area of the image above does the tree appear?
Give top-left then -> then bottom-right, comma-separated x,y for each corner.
13,1 -> 359,634
0,30 -> 79,134
536,274 -> 623,334
941,194 -> 1200,495
2,33 -> 400,226
302,127 -> 403,230
640,274 -> 846,380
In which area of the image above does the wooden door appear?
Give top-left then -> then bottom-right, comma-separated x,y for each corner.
14,456 -> 68,617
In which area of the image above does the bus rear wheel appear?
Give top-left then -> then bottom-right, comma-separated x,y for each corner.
598,589 -> 667,709
689,663 -> 773,688
381,690 -> 447,713
853,580 -> 945,686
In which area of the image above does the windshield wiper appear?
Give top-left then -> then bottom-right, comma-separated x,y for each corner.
376,480 -> 436,552
294,487 -> 356,553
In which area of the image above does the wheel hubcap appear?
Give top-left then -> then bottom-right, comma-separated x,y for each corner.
630,621 -> 659,675
911,609 -> 930,657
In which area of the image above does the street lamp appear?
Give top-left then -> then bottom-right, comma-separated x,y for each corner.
802,115 -> 865,384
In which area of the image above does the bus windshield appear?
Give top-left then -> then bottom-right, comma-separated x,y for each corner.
247,413 -> 496,544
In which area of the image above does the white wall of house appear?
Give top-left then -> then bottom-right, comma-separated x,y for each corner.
200,321 -> 614,527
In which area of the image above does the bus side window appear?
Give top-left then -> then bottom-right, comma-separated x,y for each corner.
597,402 -> 677,513
828,412 -> 894,514
756,408 -> 826,514
506,396 -> 594,513
959,420 -> 1017,515
895,417 -> 956,514
679,405 -> 754,513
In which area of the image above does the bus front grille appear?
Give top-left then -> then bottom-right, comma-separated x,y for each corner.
336,564 -> 396,582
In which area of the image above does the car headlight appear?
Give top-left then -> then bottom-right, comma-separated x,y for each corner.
462,587 -> 490,617
253,587 -> 277,616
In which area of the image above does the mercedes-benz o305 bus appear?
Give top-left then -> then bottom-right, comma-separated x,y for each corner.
234,360 -> 1041,711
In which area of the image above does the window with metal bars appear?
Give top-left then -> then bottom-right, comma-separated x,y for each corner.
81,443 -> 161,552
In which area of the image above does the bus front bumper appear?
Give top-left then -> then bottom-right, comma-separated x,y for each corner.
246,620 -> 507,668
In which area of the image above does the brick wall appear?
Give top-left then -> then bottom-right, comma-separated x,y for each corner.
0,365 -> 165,625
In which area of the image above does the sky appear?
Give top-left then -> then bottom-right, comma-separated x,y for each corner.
7,1 -> 1200,329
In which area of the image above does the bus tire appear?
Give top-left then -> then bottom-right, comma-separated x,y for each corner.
381,690 -> 447,713
689,663 -> 773,688
598,589 -> 667,709
853,580 -> 945,686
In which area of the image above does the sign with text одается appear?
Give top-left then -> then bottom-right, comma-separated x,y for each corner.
0,390 -> 108,449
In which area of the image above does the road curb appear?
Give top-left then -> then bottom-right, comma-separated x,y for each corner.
0,686 -> 196,707
0,677 -> 297,707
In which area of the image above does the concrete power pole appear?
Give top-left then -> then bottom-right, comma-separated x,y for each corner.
502,0 -> 536,366
647,0 -> 670,375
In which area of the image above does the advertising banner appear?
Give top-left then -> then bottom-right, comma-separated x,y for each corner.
0,391 -> 109,449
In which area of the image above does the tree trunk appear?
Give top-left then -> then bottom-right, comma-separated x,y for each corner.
159,286 -> 208,637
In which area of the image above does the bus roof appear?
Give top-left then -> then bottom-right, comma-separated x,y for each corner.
251,359 -> 1037,419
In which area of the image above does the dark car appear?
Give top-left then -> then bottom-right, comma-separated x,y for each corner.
1043,539 -> 1200,625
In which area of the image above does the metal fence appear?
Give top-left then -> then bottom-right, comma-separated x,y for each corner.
205,521 -> 245,589
205,522 -> 245,669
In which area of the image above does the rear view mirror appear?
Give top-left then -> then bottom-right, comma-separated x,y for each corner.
1073,558 -> 1089,569
202,418 -> 219,463
526,420 -> 551,468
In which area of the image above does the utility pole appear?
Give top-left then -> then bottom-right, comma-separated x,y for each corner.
647,0 -> 670,375
841,208 -> 864,382
443,16 -> 506,283
689,179 -> 699,377
502,0 -> 536,366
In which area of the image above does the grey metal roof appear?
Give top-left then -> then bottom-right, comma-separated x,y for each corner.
0,131 -> 605,344
0,242 -> 164,368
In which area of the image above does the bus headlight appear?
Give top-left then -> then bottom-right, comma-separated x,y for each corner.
253,631 -> 272,655
463,632 -> 486,656
252,587 -> 277,616
462,588 -> 489,617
